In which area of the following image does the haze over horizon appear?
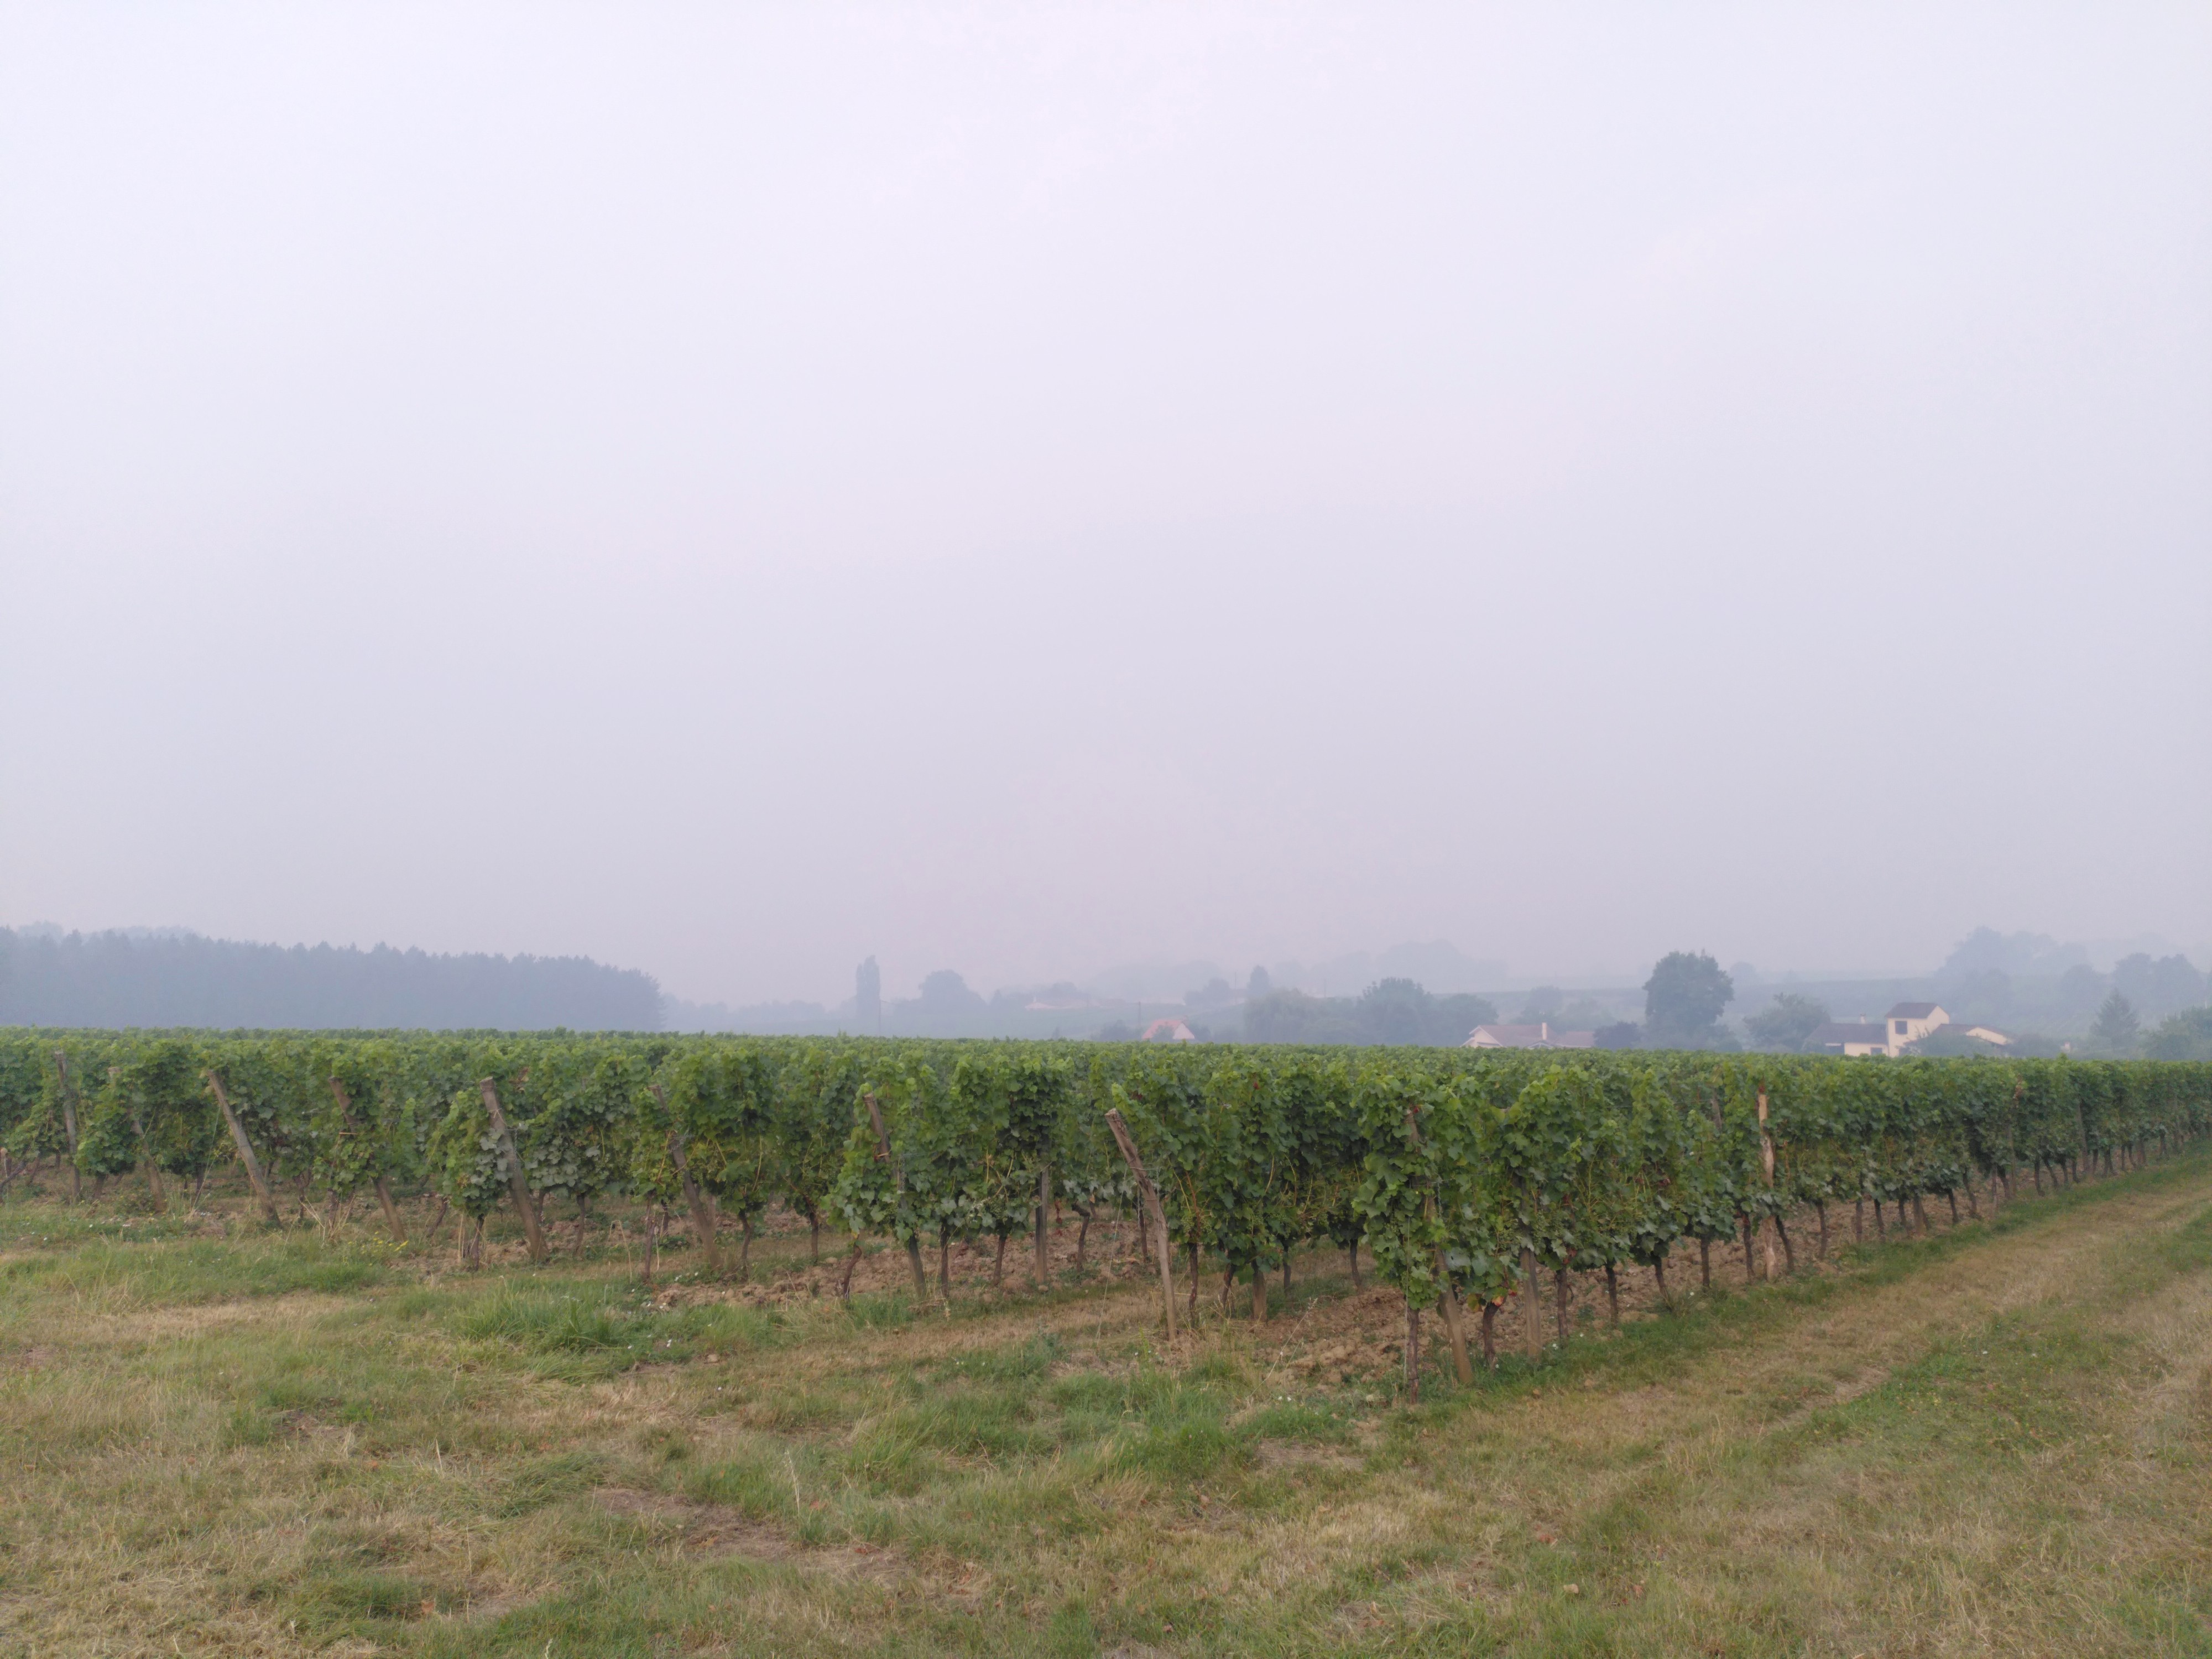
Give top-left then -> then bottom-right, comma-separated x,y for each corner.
4,5 -> 2208,1011
8,917 -> 2205,1015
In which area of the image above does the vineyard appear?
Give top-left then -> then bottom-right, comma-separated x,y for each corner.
3,1029 -> 2211,1655
4,1030 -> 2206,1395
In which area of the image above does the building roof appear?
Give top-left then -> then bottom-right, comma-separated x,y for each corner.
1886,1002 -> 1944,1020
1924,1021 -> 2011,1047
1467,1022 -> 1598,1050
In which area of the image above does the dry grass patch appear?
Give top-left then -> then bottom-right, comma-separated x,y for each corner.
0,1155 -> 2205,1656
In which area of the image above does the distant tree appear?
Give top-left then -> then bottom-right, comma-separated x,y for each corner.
890,970 -> 993,1037
2145,1006 -> 2212,1061
1239,983 -> 1493,1047
2056,964 -> 2107,1016
1092,1020 -> 1138,1042
0,925 -> 660,1030
1940,927 -> 2084,980
1185,977 -> 1237,1010
2112,953 -> 2209,1019
1243,990 -> 1360,1045
1593,1021 -> 1641,1050
1507,985 -> 1609,1032
2089,991 -> 2141,1055
1517,985 -> 1564,1022
1643,952 -> 1734,1046
1943,968 -> 2013,1021
1355,978 -> 1434,1046
995,982 -> 1083,1014
1745,993 -> 1829,1053
1548,997 -> 1615,1031
1432,992 -> 1500,1042
917,971 -> 974,1003
1246,966 -> 1272,998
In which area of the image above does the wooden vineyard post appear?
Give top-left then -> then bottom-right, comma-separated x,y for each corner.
1757,1086 -> 1778,1280
330,1078 -> 406,1244
1035,1165 -> 1052,1287
478,1079 -> 549,1263
1104,1108 -> 1178,1342
1405,1302 -> 1421,1402
863,1091 -> 931,1303
205,1071 -> 280,1224
52,1051 -> 81,1202
1432,1274 -> 1473,1384
650,1083 -> 722,1276
1522,1245 -> 1543,1361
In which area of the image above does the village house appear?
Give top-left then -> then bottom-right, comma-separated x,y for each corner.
1804,1020 -> 1897,1058
1465,1021 -> 1597,1050
1806,1002 -> 2011,1057
1885,1002 -> 1948,1047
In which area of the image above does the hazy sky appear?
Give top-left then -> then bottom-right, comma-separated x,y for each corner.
4,4 -> 2208,1005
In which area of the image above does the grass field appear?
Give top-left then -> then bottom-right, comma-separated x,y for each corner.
1,1152 -> 2208,1658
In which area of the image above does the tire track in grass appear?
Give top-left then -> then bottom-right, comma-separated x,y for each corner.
1222,1154 -> 2212,1658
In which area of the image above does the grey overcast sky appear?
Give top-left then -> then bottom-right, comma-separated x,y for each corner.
3,3 -> 2208,1004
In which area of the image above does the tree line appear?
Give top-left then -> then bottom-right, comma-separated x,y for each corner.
0,928 -> 662,1031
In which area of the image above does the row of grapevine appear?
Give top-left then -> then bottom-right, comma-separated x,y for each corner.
3,1031 -> 2206,1386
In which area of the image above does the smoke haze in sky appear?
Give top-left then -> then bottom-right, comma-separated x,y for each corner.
3,4 -> 2207,1004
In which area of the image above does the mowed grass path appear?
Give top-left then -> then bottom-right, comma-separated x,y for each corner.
1,1154 -> 2208,1658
